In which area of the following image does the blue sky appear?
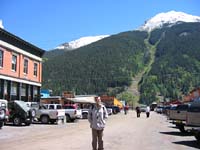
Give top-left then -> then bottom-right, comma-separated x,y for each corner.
0,0 -> 199,50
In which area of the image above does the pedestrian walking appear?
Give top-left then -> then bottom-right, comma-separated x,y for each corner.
124,105 -> 128,115
136,106 -> 141,118
88,96 -> 108,150
146,106 -> 150,118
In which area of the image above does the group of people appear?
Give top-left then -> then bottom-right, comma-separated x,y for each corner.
136,105 -> 150,118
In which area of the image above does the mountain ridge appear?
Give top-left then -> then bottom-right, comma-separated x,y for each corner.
55,35 -> 110,50
50,11 -> 200,51
42,11 -> 200,105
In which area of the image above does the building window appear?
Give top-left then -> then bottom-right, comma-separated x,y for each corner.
24,59 -> 28,74
21,84 -> 26,97
4,81 -> 8,99
34,63 -> 38,76
11,82 -> 17,96
0,50 -> 3,67
33,86 -> 38,101
12,55 -> 17,71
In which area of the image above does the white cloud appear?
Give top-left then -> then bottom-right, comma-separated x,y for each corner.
0,20 -> 4,29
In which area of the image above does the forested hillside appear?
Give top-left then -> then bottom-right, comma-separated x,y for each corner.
42,22 -> 200,105
42,31 -> 149,95
139,22 -> 200,104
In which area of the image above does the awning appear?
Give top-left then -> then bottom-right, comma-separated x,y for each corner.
67,96 -> 95,104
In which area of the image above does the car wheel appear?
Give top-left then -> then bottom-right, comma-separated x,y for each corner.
25,121 -> 31,126
65,115 -> 71,123
31,109 -> 36,117
13,117 -> 22,126
113,110 -> 117,114
195,133 -> 200,142
178,125 -> 187,133
41,115 -> 49,124
0,121 -> 4,129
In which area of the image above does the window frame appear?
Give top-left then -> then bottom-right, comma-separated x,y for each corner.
33,62 -> 38,77
0,49 -> 3,68
11,54 -> 17,72
23,58 -> 29,74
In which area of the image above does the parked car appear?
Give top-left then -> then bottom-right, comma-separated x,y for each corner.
162,105 -> 171,116
106,106 -> 120,114
63,104 -> 82,122
185,100 -> 200,142
168,104 -> 189,132
43,104 -> 63,109
106,107 -> 113,115
7,100 -> 32,126
139,105 -> 147,112
34,104 -> 65,124
155,106 -> 164,113
0,99 -> 8,129
25,102 -> 39,120
80,104 -> 94,119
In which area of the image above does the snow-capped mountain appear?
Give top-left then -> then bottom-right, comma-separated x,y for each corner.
56,35 -> 110,50
0,20 -> 4,29
55,11 -> 200,51
139,11 -> 200,32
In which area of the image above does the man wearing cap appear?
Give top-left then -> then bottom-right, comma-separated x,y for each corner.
88,96 -> 108,150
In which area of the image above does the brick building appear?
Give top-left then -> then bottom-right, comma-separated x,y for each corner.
0,28 -> 45,102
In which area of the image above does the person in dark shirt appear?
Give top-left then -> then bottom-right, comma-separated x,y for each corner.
136,106 -> 141,118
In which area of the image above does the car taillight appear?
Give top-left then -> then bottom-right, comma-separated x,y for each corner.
6,110 -> 9,116
74,110 -> 77,115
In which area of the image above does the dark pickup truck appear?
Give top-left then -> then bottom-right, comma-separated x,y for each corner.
168,104 -> 189,132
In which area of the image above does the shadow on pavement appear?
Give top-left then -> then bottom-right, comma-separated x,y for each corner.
168,125 -> 178,129
173,140 -> 200,149
4,123 -> 30,127
160,131 -> 193,137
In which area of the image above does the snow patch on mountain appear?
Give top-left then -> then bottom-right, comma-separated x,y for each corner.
139,11 -> 200,32
0,20 -> 4,29
56,35 -> 110,50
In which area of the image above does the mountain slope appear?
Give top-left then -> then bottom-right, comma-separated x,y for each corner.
42,31 -> 149,95
139,22 -> 200,104
42,11 -> 200,105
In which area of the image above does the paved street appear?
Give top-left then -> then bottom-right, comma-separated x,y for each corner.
0,111 -> 200,150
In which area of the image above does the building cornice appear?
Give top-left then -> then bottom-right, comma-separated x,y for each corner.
0,74 -> 41,87
0,40 -> 42,62
0,28 -> 45,58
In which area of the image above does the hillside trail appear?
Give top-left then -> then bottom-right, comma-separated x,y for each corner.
126,33 -> 158,98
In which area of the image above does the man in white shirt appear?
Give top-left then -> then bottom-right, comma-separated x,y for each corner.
88,96 -> 108,150
146,106 -> 150,118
